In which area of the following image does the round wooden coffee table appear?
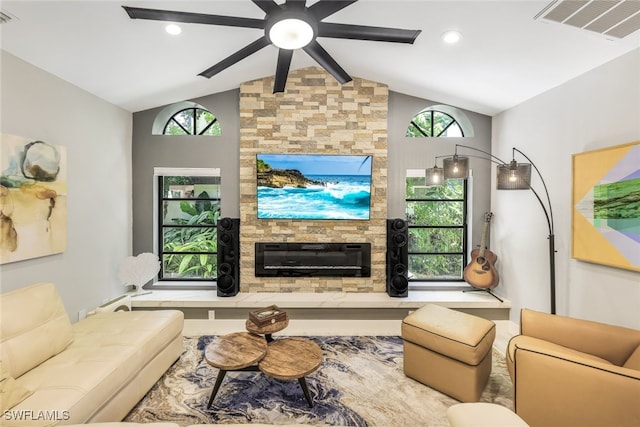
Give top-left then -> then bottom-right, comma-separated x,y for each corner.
258,337 -> 323,407
204,332 -> 267,408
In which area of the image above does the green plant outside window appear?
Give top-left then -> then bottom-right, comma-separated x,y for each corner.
159,175 -> 221,280
405,177 -> 467,280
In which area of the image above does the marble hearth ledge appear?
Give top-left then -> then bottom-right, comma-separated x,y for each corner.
130,290 -> 510,310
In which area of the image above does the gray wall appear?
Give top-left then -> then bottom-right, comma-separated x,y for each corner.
131,86 -> 493,269
132,89 -> 240,256
0,51 -> 132,321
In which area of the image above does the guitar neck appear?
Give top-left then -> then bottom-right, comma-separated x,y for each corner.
477,214 -> 492,256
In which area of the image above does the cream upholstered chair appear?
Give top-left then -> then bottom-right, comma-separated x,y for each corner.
507,309 -> 640,427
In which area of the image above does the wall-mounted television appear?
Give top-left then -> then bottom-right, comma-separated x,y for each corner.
256,154 -> 372,220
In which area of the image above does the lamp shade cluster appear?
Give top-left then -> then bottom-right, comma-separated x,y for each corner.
427,145 -> 533,188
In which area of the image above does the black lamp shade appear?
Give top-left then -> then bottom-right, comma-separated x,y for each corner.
497,162 -> 532,190
443,156 -> 469,179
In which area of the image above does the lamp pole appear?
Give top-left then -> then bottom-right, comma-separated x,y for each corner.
512,148 -> 556,315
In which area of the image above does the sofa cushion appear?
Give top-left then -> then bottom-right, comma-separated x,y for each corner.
0,283 -> 73,378
0,360 -> 33,411
623,345 -> 640,370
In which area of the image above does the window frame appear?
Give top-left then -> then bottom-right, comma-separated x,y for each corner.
150,167 -> 221,290
407,109 -> 464,138
162,107 -> 221,136
405,170 -> 471,287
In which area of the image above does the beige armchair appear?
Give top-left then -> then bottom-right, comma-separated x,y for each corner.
506,309 -> 640,427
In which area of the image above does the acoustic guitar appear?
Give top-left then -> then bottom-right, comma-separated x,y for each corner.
463,212 -> 499,289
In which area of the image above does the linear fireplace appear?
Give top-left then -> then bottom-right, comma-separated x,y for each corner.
255,243 -> 371,277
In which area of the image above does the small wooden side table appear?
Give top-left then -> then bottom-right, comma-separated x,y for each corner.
204,332 -> 267,408
258,337 -> 323,407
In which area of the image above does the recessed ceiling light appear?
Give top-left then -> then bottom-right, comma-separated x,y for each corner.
165,23 -> 182,35
441,30 -> 462,44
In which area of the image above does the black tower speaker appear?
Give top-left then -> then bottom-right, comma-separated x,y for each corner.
217,217 -> 240,297
386,218 -> 409,297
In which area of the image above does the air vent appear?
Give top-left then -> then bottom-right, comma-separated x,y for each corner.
536,0 -> 640,39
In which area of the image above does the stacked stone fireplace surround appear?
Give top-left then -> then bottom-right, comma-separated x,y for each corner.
239,67 -> 388,293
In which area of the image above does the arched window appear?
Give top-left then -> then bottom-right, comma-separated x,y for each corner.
406,109 -> 463,137
152,101 -> 222,136
163,107 -> 221,135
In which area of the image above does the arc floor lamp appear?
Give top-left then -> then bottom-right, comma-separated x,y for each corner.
428,144 -> 556,314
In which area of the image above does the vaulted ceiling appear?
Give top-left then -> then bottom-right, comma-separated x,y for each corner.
2,1 -> 639,115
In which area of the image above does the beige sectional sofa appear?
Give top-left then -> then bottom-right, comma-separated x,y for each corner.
1,282 -> 184,426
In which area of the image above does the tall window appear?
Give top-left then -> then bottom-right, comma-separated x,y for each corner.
157,170 -> 221,282
405,171 -> 468,281
163,108 -> 221,135
406,109 -> 464,137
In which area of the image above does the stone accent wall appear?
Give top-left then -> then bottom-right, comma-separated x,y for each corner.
239,67 -> 388,293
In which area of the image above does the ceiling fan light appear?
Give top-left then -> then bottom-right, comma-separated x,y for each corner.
269,18 -> 314,49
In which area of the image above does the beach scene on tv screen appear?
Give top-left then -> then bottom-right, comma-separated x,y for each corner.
257,154 -> 372,220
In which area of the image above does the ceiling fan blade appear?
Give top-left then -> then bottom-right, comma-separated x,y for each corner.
199,37 -> 271,78
308,1 -> 358,20
273,49 -> 294,93
318,22 -> 421,43
122,6 -> 265,29
284,0 -> 307,11
303,40 -> 351,84
251,0 -> 281,15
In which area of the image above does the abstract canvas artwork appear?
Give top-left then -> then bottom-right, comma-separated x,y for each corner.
572,141 -> 640,271
0,134 -> 67,264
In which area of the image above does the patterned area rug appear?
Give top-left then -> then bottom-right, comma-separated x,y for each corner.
125,336 -> 513,426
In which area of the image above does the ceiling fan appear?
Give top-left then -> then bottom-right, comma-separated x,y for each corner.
123,1 -> 421,93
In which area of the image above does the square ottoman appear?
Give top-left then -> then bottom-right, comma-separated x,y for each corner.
401,304 -> 496,402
